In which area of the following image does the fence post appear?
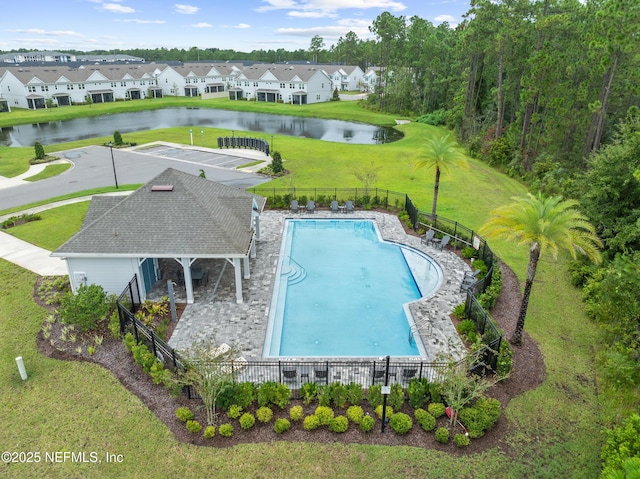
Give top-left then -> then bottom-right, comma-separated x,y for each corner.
151,331 -> 158,357
133,317 -> 139,343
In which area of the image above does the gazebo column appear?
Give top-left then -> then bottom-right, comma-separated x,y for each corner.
243,256 -> 250,279
233,258 -> 243,304
180,258 -> 194,304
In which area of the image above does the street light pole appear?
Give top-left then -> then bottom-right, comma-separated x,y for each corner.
108,141 -> 119,189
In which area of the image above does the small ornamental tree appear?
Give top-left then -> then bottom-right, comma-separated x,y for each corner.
271,151 -> 283,174
332,87 -> 340,101
113,131 -> 123,147
34,141 -> 45,160
176,338 -> 238,425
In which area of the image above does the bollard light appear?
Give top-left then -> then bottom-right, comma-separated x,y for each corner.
15,356 -> 28,380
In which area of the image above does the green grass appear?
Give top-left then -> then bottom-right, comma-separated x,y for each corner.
0,100 -> 611,478
23,163 -> 71,182
4,202 -> 90,250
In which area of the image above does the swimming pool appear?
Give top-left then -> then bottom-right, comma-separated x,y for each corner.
263,219 -> 443,358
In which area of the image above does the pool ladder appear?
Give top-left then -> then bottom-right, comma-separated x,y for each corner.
281,256 -> 307,286
409,321 -> 433,346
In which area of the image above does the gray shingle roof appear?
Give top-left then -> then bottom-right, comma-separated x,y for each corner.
53,168 -> 266,258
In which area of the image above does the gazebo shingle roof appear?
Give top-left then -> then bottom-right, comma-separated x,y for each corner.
54,168 -> 265,258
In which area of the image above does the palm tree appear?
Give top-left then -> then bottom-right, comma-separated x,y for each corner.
479,193 -> 602,345
413,134 -> 468,218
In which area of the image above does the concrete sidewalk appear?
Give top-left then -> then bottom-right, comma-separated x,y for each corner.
0,192 -> 131,277
0,231 -> 67,276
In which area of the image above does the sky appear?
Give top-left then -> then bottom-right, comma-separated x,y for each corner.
2,0 -> 472,54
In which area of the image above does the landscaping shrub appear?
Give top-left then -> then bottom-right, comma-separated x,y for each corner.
271,151 -> 283,174
389,412 -> 413,434
374,405 -> 394,420
186,420 -> 202,433
496,340 -> 513,378
360,415 -> 375,433
414,408 -> 436,432
345,382 -> 364,405
435,427 -> 450,444
58,284 -> 110,332
367,384 -> 383,409
458,397 -> 501,438
303,415 -> 321,431
454,433 -> 471,447
407,378 -> 429,409
428,402 -> 446,418
256,406 -> 273,423
429,383 -> 442,403
203,426 -> 216,439
228,404 -> 243,419
329,382 -> 348,408
416,109 -> 447,126
387,383 -> 405,411
123,332 -> 136,352
300,382 -> 318,405
461,246 -> 478,259
601,414 -> 640,478
316,385 -> 331,407
289,405 -> 304,422
34,141 -> 45,160
274,418 -> 291,434
113,130 -> 123,146
314,406 -> 334,426
457,319 -> 476,337
452,303 -> 467,320
176,407 -> 194,422
218,423 -> 234,437
329,415 -> 349,433
239,412 -> 255,430
108,310 -> 121,339
217,381 -> 255,410
257,381 -> 290,409
346,405 -> 364,424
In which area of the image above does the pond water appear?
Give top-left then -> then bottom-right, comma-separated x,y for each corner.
0,107 -> 402,147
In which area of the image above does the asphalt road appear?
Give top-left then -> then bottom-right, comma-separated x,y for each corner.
0,145 -> 271,210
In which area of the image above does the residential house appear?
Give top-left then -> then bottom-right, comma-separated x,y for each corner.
230,64 -> 333,104
322,65 -> 365,92
51,168 -> 266,305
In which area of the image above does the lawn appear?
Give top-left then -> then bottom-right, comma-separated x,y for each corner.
0,99 -> 609,478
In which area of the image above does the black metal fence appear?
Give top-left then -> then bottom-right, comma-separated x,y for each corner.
217,136 -> 270,155
247,186 -> 408,211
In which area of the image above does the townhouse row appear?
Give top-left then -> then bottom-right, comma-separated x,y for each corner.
0,62 -> 380,111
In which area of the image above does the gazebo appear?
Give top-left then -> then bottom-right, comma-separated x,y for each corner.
52,168 -> 265,304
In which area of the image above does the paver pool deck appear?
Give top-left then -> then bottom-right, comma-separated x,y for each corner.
163,210 -> 469,361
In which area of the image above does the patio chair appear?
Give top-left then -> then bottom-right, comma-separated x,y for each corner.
345,200 -> 354,213
314,368 -> 329,384
436,234 -> 451,251
421,229 -> 435,246
282,367 -> 297,383
290,199 -> 299,213
306,200 -> 316,213
401,368 -> 418,382
373,369 -> 397,383
330,200 -> 339,213
460,269 -> 481,292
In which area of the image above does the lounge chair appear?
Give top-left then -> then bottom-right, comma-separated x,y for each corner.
460,269 -> 481,292
290,199 -> 299,213
345,200 -> 354,213
330,200 -> 339,213
282,367 -> 297,382
401,368 -> 418,382
314,368 -> 329,384
306,200 -> 315,213
436,234 -> 451,251
421,229 -> 435,246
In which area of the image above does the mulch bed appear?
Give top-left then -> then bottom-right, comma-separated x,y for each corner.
33,259 -> 545,453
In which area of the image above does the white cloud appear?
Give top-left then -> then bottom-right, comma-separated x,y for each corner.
9,28 -> 84,37
434,14 -> 456,22
119,19 -> 166,24
287,11 -> 338,18
256,0 -> 300,12
175,4 -> 199,14
234,23 -> 251,29
258,0 -> 405,14
101,3 -> 136,13
192,22 -> 212,28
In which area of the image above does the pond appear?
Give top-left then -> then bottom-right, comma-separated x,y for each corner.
0,107 -> 402,147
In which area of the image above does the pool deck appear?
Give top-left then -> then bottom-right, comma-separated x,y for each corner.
163,210 -> 468,362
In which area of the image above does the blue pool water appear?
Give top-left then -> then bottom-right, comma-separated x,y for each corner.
264,219 -> 443,358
